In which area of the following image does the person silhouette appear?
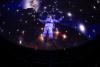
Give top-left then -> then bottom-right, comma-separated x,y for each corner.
39,14 -> 64,39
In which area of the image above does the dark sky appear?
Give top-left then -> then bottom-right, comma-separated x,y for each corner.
0,0 -> 100,49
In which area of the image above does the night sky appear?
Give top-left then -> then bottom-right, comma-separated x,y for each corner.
0,0 -> 100,50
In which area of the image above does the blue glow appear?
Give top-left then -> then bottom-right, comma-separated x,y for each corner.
39,15 -> 63,39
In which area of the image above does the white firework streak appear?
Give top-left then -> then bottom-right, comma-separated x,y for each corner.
23,0 -> 40,12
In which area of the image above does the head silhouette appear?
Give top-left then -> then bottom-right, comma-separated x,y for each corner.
47,14 -> 53,19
